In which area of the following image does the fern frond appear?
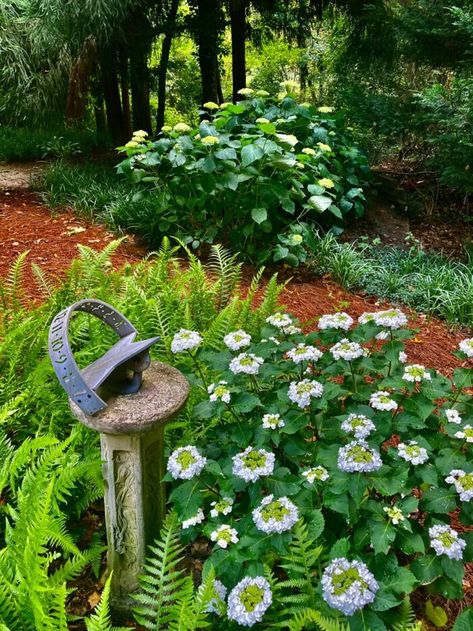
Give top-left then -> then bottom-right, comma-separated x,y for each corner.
31,262 -> 56,298
85,573 -> 130,631
286,609 -> 350,631
206,244 -> 242,311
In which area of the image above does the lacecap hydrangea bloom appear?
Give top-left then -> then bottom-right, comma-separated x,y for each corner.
232,447 -> 275,482
330,339 -> 365,361
341,413 -> 376,439
321,558 -> 379,616
445,408 -> 462,424
429,525 -> 466,560
227,576 -> 272,627
318,312 -> 353,330
445,470 -> 473,502
173,122 -> 192,133
256,117 -> 270,124
208,381 -> 231,404
358,312 -> 376,325
302,147 -> 316,156
262,413 -> 285,429
210,524 -> 239,548
287,343 -> 323,364
459,338 -> 473,358
454,425 -> 473,443
206,579 -> 227,615
252,495 -> 299,534
384,506 -> 405,525
402,364 -> 432,382
182,508 -> 205,529
167,446 -> 207,480
224,330 -> 251,351
370,391 -> 398,412
266,312 -> 293,329
237,87 -> 254,96
171,329 -> 202,353
288,379 -> 324,408
210,496 -> 234,517
201,135 -> 220,145
373,309 -> 408,329
302,465 -> 329,483
337,441 -> 383,473
397,441 -> 429,465
229,353 -> 264,375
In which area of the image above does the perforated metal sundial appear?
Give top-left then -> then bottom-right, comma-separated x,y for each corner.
48,299 -> 159,415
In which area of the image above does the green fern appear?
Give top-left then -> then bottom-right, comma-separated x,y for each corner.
85,573 -> 130,631
390,597 -> 422,631
206,243 -> 242,311
287,609 -> 351,631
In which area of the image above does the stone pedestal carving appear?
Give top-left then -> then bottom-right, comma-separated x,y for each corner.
70,361 -> 189,611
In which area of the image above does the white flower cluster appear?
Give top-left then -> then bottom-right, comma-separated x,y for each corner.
227,576 -> 272,627
318,312 -> 353,331
171,329 -> 202,353
287,343 -> 323,364
210,497 -> 234,518
397,441 -> 429,465
445,469 -> 473,502
459,338 -> 473,358
302,466 -> 329,483
288,379 -> 324,408
337,441 -> 383,473
206,579 -> 227,615
454,425 -> 473,443
358,312 -> 376,325
182,508 -> 205,529
229,353 -> 264,375
429,525 -> 466,560
375,330 -> 389,341
399,351 -> 408,363
266,313 -> 293,331
445,408 -> 462,424
402,364 -> 432,383
262,413 -> 285,429
370,391 -> 398,412
167,446 -> 207,480
330,339 -> 365,361
384,506 -> 405,525
372,309 -> 408,329
208,380 -> 231,404
210,524 -> 239,548
321,558 -> 379,616
224,330 -> 251,351
341,413 -> 376,439
252,495 -> 299,534
232,447 -> 275,482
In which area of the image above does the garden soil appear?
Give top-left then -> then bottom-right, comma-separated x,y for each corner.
1,188 -> 472,629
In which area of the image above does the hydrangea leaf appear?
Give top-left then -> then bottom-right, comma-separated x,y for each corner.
420,488 -> 457,514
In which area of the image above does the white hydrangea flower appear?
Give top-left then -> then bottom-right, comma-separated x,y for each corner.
232,447 -> 275,482
399,351 -> 408,363
167,446 -> 207,480
318,312 -> 353,331
302,466 -> 329,483
237,87 -> 254,96
208,381 -> 231,404
402,364 -> 432,382
266,313 -> 293,329
337,441 -> 383,473
445,470 -> 473,502
229,352 -> 264,375
210,497 -> 234,518
358,312 -> 376,325
173,122 -> 192,133
384,506 -> 405,525
459,338 -> 473,358
454,425 -> 473,443
370,391 -> 398,412
375,331 -> 390,341
330,339 -> 365,361
206,579 -> 227,615
429,525 -> 466,560
373,309 -> 408,329
321,558 -> 379,616
397,441 -> 429,465
288,379 -> 324,408
252,495 -> 299,534
262,413 -> 285,429
210,524 -> 239,548
182,508 -> 205,529
227,576 -> 272,627
283,324 -> 302,335
287,343 -> 323,364
445,408 -> 462,424
341,414 -> 376,439
224,330 -> 252,351
171,329 -> 203,353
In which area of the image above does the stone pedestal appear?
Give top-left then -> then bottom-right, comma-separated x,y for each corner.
70,361 -> 189,610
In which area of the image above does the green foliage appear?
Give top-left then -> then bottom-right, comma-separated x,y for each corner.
116,93 -> 371,263
85,574 -> 130,631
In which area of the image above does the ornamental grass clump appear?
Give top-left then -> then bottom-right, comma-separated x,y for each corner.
165,314 -> 473,628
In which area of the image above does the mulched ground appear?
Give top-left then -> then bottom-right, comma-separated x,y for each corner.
1,188 -> 472,629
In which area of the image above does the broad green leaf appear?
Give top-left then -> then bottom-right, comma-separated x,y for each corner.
425,600 -> 448,627
308,194 -> 332,213
241,144 -> 264,167
251,207 -> 267,224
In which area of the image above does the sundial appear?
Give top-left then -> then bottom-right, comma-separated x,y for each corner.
48,299 -> 159,415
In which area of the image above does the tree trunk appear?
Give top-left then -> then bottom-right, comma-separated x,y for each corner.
100,46 -> 126,145
229,0 -> 247,101
119,48 -> 132,139
156,0 -> 179,133
195,0 -> 222,104
66,37 -> 97,124
129,12 -> 153,134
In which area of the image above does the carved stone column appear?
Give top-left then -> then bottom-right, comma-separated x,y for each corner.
70,361 -> 189,610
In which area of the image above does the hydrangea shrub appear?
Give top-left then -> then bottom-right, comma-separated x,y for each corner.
165,311 -> 473,628
117,92 -> 370,264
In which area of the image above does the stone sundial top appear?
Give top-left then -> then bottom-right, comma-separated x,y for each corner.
48,299 -> 159,415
